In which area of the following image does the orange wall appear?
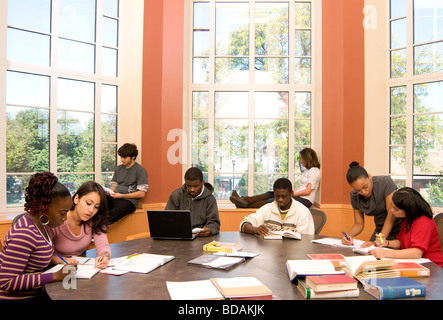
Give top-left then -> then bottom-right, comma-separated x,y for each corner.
321,0 -> 365,204
141,0 -> 366,206
142,0 -> 184,203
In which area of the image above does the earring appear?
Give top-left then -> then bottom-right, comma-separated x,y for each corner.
39,214 -> 50,226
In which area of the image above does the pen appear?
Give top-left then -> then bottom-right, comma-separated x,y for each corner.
342,232 -> 353,245
57,254 -> 69,264
379,233 -> 384,245
95,251 -> 108,267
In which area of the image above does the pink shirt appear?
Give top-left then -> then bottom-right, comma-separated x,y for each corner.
398,215 -> 443,267
47,221 -> 111,258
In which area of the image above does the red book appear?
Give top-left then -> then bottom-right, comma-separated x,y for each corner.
305,274 -> 358,292
307,253 -> 346,267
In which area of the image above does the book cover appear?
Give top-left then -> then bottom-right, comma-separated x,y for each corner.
363,277 -> 426,300
305,274 -> 358,292
203,240 -> 242,253
297,280 -> 360,299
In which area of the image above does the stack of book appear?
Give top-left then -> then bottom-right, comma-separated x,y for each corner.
203,240 -> 242,253
297,274 -> 359,299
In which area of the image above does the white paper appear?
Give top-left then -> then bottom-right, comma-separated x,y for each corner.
167,280 -> 223,300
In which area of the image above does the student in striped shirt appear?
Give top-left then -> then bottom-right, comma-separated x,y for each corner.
0,172 -> 76,300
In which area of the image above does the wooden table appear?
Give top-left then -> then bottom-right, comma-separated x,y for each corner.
44,232 -> 443,300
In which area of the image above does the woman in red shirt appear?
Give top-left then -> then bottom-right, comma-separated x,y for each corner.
369,187 -> 443,267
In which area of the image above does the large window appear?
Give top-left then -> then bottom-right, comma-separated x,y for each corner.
188,0 -> 319,200
1,0 -> 120,210
389,0 -> 443,206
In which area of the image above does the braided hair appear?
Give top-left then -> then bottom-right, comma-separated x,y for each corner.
24,172 -> 71,216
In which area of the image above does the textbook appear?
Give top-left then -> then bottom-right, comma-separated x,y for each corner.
305,274 -> 358,292
113,253 -> 175,274
264,230 -> 301,240
297,280 -> 360,299
307,253 -> 346,267
188,254 -> 244,270
363,277 -> 426,300
286,259 -> 344,283
166,277 -> 272,300
392,262 -> 430,277
211,277 -> 273,299
203,240 -> 242,253
343,256 -> 399,282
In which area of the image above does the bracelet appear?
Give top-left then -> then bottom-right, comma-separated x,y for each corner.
386,240 -> 390,248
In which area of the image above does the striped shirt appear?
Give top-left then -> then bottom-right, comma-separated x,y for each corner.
0,215 -> 54,300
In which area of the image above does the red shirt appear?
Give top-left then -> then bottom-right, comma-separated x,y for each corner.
398,216 -> 443,267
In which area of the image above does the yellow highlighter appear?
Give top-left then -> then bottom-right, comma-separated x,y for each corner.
379,233 -> 384,245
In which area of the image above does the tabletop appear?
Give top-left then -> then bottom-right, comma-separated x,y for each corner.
44,232 -> 443,300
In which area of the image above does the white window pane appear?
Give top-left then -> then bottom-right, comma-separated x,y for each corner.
255,58 -> 288,84
103,0 -> 119,17
7,28 -> 50,66
6,71 -> 50,108
102,47 -> 118,77
103,17 -> 119,47
414,42 -> 443,75
7,0 -> 51,33
215,3 -> 249,56
58,78 -> 95,112
102,84 -> 117,113
59,0 -> 96,43
255,2 -> 289,56
215,92 -> 248,118
194,2 -> 210,29
414,0 -> 443,44
58,38 -> 95,73
255,92 -> 288,118
215,57 -> 249,84
193,58 -> 209,83
390,0 -> 407,19
414,81 -> 443,113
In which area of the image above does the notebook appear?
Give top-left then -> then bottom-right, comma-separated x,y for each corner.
147,210 -> 197,240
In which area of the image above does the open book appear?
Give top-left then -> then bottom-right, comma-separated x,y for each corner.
113,253 -> 175,274
286,259 -> 344,283
167,277 -> 272,300
343,255 -> 399,282
264,230 -> 301,240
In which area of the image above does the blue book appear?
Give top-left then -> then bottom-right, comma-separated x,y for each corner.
363,277 -> 426,300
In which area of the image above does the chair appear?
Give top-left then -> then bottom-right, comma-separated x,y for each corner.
12,213 -> 27,226
309,208 -> 327,235
434,213 -> 443,253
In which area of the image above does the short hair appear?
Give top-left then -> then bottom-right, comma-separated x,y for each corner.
184,167 -> 203,182
273,178 -> 292,193
118,143 -> 138,160
299,148 -> 320,170
346,161 -> 369,184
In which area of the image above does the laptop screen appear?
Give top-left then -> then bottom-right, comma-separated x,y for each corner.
147,210 -> 196,239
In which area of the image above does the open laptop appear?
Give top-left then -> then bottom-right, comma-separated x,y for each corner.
147,210 -> 197,240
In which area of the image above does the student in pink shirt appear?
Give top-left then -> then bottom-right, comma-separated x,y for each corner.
370,187 -> 443,267
48,181 -> 111,269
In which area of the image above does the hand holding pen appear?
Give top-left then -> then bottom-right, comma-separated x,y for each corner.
375,233 -> 388,247
341,232 -> 353,246
94,251 -> 109,269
